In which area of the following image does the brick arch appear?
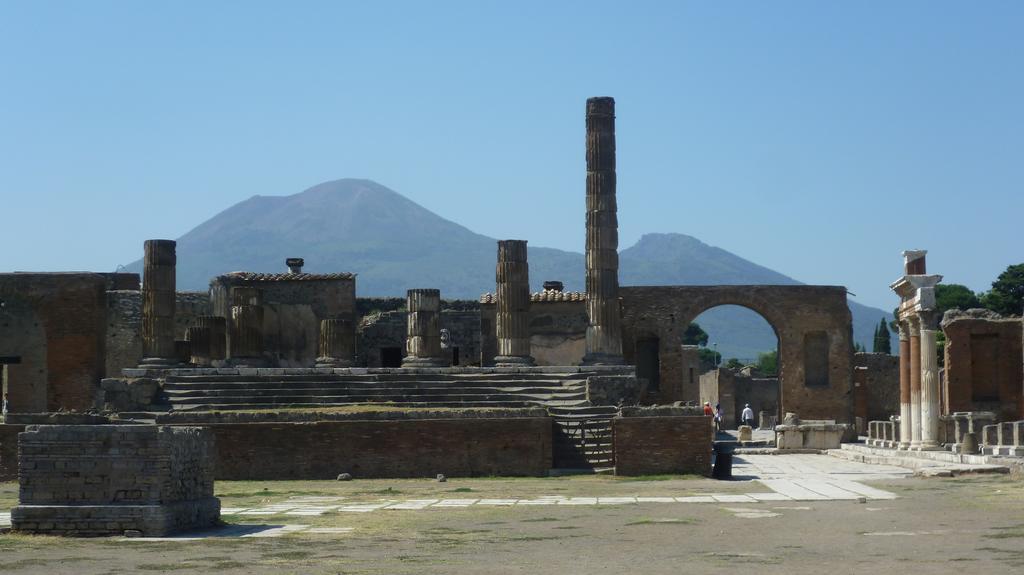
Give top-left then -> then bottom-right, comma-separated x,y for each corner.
620,285 -> 853,422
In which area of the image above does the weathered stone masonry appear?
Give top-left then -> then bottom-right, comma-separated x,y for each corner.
12,425 -> 220,536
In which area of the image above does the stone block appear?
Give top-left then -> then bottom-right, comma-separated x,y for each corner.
737,425 -> 753,442
586,375 -> 641,406
12,425 -> 219,536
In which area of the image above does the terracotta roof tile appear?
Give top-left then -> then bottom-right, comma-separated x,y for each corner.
222,271 -> 355,282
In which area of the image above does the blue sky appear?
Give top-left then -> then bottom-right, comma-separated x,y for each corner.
1,1 -> 1021,310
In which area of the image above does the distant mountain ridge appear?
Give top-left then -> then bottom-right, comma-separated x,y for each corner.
125,178 -> 891,359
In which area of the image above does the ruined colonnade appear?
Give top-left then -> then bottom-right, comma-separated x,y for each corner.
891,250 -> 943,449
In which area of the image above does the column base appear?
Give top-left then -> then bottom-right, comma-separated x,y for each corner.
315,357 -> 353,368
897,442 -> 911,450
581,353 -> 626,366
494,356 -> 535,367
401,357 -> 448,368
913,442 -> 943,451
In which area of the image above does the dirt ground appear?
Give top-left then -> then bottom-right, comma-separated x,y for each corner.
1,471 -> 1023,574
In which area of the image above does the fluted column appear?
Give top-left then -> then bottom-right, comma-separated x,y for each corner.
908,316 -> 922,449
317,316 -> 355,368
229,287 -> 265,366
898,321 -> 912,449
919,311 -> 941,449
402,289 -> 446,367
582,96 -> 624,365
139,239 -> 178,366
185,326 -> 211,366
495,240 -> 535,367
195,316 -> 227,362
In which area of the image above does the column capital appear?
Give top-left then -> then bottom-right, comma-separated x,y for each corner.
918,310 -> 939,332
897,320 -> 910,341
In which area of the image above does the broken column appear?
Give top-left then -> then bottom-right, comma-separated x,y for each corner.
890,249 -> 943,450
494,240 -> 535,367
139,239 -> 178,367
229,287 -> 264,366
898,320 -> 913,449
316,316 -> 355,368
582,96 -> 624,365
402,289 -> 446,367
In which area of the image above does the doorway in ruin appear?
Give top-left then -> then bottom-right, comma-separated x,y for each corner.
688,305 -> 780,429
634,336 -> 661,392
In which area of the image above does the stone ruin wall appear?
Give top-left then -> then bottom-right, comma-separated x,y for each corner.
853,352 -> 900,424
480,299 -> 588,367
942,312 -> 1023,422
105,290 -> 211,377
359,307 -> 481,367
0,273 -> 107,413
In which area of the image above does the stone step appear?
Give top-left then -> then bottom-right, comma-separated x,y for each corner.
163,373 -> 590,384
164,386 -> 586,399
547,405 -> 620,416
828,444 -> 1012,475
167,392 -> 587,406
162,379 -> 586,391
171,399 -> 572,411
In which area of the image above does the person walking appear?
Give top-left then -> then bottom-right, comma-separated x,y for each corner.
741,403 -> 755,428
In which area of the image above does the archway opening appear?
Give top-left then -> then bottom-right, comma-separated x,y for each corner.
689,305 -> 780,430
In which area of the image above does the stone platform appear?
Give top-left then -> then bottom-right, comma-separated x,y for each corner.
827,443 -> 1016,476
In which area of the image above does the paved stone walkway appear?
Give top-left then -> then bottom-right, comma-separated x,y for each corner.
0,454 -> 914,538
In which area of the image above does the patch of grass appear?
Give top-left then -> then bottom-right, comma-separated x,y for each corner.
261,550 -> 315,560
615,474 -> 701,482
985,524 -> 1024,540
521,517 -> 560,523
358,487 -> 403,495
447,487 -> 474,493
136,563 -> 191,572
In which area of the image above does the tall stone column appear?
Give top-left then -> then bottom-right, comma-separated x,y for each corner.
195,316 -> 227,362
317,316 -> 355,368
229,287 -> 265,366
494,240 -> 535,367
908,316 -> 922,449
402,289 -> 446,367
898,321 -> 913,449
919,311 -> 941,448
139,239 -> 178,367
582,96 -> 624,365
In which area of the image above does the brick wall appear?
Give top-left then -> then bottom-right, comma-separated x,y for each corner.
0,424 -> 25,481
612,415 -> 713,476
0,273 -> 107,412
202,417 -> 552,479
12,425 -> 219,536
853,352 -> 900,422
943,316 -> 1023,421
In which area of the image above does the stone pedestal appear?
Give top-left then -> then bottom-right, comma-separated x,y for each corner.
195,316 -> 227,363
229,287 -> 265,366
316,317 -> 355,368
582,97 -> 624,365
494,240 -> 535,367
402,289 -> 446,367
139,240 -> 178,367
737,425 -> 752,442
12,425 -> 219,537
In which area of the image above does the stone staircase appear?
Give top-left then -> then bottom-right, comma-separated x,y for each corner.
161,371 -> 593,411
548,405 -> 618,470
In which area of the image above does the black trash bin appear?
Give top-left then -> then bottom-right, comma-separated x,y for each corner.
712,442 -> 735,480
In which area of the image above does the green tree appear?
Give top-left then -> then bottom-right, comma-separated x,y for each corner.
724,358 -> 743,370
756,350 -> 778,375
872,318 -> 892,354
934,284 -> 981,317
698,348 -> 720,370
682,322 -> 709,346
980,264 -> 1024,317
854,341 -> 865,353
